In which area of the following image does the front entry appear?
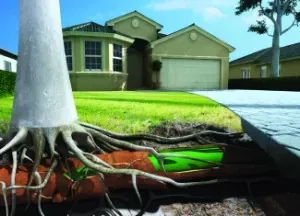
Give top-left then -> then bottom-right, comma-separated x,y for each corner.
127,48 -> 143,90
126,38 -> 149,90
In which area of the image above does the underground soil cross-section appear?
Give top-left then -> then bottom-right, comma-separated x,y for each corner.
0,121 -> 281,216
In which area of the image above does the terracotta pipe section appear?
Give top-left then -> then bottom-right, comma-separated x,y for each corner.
0,150 -> 273,206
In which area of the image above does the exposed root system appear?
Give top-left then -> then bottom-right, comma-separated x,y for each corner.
0,121 -> 275,216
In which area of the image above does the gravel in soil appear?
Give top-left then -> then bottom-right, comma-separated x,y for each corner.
160,198 -> 265,216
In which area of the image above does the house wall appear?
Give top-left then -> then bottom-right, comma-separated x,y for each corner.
151,29 -> 230,89
280,58 -> 300,76
112,16 -> 157,42
152,29 -> 228,57
63,35 -> 131,73
221,59 -> 229,89
63,35 -> 132,90
229,63 -> 261,79
107,38 -> 128,73
64,36 -> 109,72
69,72 -> 127,91
73,37 -> 82,72
0,54 -> 17,73
229,58 -> 300,79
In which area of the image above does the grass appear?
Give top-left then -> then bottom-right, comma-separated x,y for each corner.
0,91 -> 242,134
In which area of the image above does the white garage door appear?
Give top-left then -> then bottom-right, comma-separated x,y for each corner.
160,58 -> 221,90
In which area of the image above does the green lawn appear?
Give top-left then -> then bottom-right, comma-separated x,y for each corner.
0,91 -> 242,134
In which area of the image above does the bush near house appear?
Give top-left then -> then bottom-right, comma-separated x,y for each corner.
229,77 -> 300,91
151,60 -> 162,72
0,70 -> 16,97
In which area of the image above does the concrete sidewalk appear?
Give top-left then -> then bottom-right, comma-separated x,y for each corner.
190,90 -> 300,179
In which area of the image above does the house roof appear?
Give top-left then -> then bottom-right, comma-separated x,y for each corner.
157,33 -> 168,39
62,22 -> 133,39
105,10 -> 163,30
230,48 -> 270,65
230,42 -> 300,65
150,24 -> 235,52
0,48 -> 17,60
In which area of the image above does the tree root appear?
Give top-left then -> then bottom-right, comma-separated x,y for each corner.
20,148 -> 33,165
79,122 -> 244,144
132,174 -> 142,206
10,150 -> 17,216
0,121 -> 274,216
32,171 -> 45,216
0,181 -> 8,216
97,173 -> 122,216
0,160 -> 57,216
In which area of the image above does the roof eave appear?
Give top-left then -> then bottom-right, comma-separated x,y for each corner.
150,25 -> 235,52
229,60 -> 262,66
229,60 -> 254,66
0,49 -> 18,60
62,31 -> 134,44
105,11 -> 163,30
228,47 -> 236,53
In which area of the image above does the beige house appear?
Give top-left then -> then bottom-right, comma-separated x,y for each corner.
229,42 -> 300,79
63,11 -> 235,91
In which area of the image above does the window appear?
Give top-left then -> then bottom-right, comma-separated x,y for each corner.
241,68 -> 250,79
4,61 -> 12,72
85,41 -> 102,71
113,44 -> 122,72
260,66 -> 267,78
64,41 -> 73,71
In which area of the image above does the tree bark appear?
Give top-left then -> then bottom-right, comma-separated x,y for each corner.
270,29 -> 280,77
11,0 -> 78,128
270,6 -> 282,78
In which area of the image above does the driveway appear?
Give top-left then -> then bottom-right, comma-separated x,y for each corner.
189,90 -> 300,179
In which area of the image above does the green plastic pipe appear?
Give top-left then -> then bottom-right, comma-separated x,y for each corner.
63,145 -> 224,182
148,146 -> 223,172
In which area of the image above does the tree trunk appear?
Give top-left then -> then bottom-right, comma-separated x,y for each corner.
270,3 -> 282,78
270,28 -> 280,78
11,0 -> 78,128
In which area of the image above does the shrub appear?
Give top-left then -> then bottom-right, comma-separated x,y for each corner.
229,76 -> 300,91
151,60 -> 162,72
0,70 -> 16,97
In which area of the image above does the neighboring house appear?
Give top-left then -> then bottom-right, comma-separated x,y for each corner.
0,48 -> 18,73
229,42 -> 300,79
63,11 -> 235,90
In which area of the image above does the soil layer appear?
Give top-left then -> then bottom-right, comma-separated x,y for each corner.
0,121 -> 297,216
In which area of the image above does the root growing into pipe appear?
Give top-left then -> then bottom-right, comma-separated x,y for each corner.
0,121 -> 274,216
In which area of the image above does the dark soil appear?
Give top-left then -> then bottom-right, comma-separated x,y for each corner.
0,121 -> 293,216
147,121 -> 255,149
138,121 -> 268,216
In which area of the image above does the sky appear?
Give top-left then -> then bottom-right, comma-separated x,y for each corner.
1,0 -> 300,61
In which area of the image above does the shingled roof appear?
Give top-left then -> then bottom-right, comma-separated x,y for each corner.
0,48 -> 17,60
230,42 -> 300,65
62,22 -> 133,38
